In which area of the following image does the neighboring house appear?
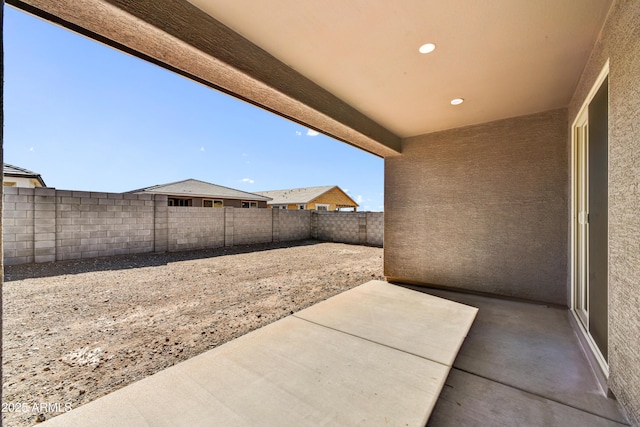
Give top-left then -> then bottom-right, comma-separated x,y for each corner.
3,164 -> 47,188
127,179 -> 271,208
255,186 -> 358,211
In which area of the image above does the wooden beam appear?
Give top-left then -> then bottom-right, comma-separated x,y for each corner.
8,0 -> 401,157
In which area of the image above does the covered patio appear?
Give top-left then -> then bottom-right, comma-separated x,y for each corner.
3,0 -> 639,425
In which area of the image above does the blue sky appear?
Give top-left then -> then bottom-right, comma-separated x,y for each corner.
3,7 -> 384,211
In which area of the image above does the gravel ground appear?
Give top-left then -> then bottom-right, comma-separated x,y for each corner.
2,240 -> 384,426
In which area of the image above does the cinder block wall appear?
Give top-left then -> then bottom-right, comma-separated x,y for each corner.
315,212 -> 362,244
3,188 -> 384,265
313,212 -> 383,246
55,191 -> 156,261
276,210 -> 312,242
366,212 -> 384,247
167,207 -> 224,252
385,109 -> 568,305
3,188 -> 36,264
3,188 -> 160,264
232,208 -> 273,245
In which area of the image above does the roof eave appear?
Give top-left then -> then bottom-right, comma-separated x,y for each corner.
7,0 -> 401,158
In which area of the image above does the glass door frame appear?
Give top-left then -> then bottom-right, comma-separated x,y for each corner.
570,60 -> 609,378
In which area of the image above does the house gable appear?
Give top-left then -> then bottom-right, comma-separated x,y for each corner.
257,186 -> 358,211
308,186 -> 358,211
3,163 -> 47,187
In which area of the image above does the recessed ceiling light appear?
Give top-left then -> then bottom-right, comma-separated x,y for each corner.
450,98 -> 464,105
418,43 -> 436,54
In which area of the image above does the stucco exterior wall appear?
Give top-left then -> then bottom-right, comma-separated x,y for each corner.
385,108 -> 568,305
568,1 -> 640,423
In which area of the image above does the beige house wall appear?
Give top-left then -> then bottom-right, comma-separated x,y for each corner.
166,197 -> 267,208
567,1 -> 640,423
285,204 -> 305,210
385,109 -> 568,305
308,187 -> 358,211
269,187 -> 357,211
3,176 -> 43,188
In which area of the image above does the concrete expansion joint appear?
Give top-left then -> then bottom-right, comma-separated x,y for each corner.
290,314 -> 448,368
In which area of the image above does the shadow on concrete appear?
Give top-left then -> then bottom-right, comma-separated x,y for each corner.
3,239 -> 322,281
392,284 -> 629,426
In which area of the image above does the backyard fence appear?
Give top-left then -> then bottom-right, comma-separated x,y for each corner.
2,187 -> 383,265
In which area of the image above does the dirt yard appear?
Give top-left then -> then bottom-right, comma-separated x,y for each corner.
2,240 -> 384,426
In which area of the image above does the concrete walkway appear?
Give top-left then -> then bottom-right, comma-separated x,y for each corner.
41,280 -> 477,426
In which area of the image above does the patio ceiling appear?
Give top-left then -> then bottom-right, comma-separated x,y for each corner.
187,0 -> 612,138
9,0 -> 612,156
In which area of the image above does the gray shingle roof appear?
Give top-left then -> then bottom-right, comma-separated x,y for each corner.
255,186 -> 345,205
127,179 -> 271,201
3,163 -> 47,186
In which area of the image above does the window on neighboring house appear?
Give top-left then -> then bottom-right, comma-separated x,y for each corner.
298,204 -> 305,210
242,201 -> 258,208
316,204 -> 330,211
203,199 -> 223,208
273,205 -> 287,210
168,198 -> 192,206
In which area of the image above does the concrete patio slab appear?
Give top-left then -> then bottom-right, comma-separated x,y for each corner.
41,281 -> 477,426
406,286 -> 630,425
428,369 -> 628,427
295,280 -> 478,366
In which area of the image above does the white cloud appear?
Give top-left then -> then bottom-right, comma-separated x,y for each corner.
306,129 -> 319,137
356,195 -> 364,204
242,178 -> 255,184
200,146 -> 205,152
295,131 -> 302,136
343,188 -> 349,193
29,147 -> 35,152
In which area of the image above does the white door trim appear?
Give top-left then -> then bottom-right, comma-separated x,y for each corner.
569,59 -> 609,378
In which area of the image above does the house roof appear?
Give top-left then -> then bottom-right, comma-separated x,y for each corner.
255,186 -> 357,206
3,163 -> 47,187
127,179 -> 271,201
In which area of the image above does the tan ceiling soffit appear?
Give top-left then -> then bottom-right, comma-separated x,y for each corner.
9,0 -> 401,157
